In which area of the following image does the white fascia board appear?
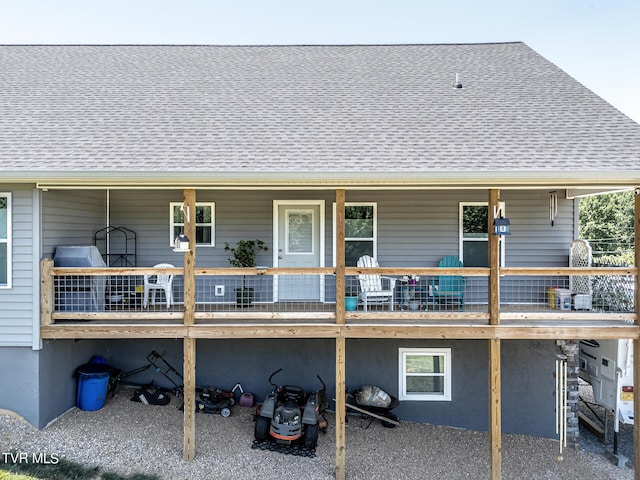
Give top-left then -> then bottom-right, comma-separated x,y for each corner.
15,169 -> 640,189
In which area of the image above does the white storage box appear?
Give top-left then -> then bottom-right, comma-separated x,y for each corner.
572,293 -> 592,310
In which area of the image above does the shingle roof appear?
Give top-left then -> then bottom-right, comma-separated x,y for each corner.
1,43 -> 639,187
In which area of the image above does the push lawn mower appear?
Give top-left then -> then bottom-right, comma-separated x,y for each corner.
195,387 -> 234,417
254,369 -> 328,448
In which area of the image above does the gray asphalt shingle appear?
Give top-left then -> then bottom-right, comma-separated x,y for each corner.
1,43 -> 639,183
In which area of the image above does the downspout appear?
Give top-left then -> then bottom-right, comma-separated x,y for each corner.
106,189 -> 110,260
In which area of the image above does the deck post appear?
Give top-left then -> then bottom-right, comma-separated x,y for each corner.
488,189 -> 500,327
183,189 -> 196,461
40,258 -> 54,326
489,338 -> 502,480
488,189 -> 501,479
634,187 -> 639,477
335,189 -> 347,480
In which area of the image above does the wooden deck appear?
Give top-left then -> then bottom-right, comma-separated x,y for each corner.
41,300 -> 640,340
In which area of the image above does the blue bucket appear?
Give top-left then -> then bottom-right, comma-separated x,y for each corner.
76,363 -> 111,411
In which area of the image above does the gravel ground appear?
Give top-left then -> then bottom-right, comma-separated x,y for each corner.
0,387 -> 634,480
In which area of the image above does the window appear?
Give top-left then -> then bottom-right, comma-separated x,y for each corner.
333,203 -> 377,266
399,348 -> 451,401
0,193 -> 11,288
459,202 -> 505,267
170,202 -> 215,247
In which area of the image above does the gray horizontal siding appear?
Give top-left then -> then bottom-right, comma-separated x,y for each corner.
0,188 -> 35,347
59,188 -> 575,271
42,189 -> 106,258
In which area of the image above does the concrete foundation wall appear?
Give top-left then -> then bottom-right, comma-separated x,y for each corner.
0,341 -> 112,428
2,338 -> 559,437
89,338 -> 558,438
39,339 -> 110,428
0,347 -> 40,424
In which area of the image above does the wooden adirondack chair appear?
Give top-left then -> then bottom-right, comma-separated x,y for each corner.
356,255 -> 397,311
430,256 -> 467,310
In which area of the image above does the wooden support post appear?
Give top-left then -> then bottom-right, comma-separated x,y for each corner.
183,337 -> 196,461
336,189 -> 346,326
183,189 -> 196,327
634,188 -> 640,477
183,189 -> 196,462
488,189 -> 502,479
40,258 -> 54,326
489,338 -> 502,480
335,335 -> 346,480
335,189 -> 347,480
488,189 -> 500,326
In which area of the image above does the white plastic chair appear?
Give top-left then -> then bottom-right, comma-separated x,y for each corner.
356,255 -> 396,311
143,263 -> 175,308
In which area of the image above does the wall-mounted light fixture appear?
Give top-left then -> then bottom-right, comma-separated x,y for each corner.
493,217 -> 511,236
493,203 -> 511,236
173,233 -> 191,252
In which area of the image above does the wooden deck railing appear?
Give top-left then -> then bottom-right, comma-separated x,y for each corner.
41,259 -> 637,327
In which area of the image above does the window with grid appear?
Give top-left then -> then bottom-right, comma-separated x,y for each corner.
170,202 -> 215,247
0,193 -> 11,288
333,203 -> 377,266
399,348 -> 451,401
459,202 -> 505,267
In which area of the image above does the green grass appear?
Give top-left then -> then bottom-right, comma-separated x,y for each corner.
0,453 -> 160,480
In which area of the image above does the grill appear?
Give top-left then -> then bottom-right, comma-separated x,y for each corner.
53,246 -> 106,312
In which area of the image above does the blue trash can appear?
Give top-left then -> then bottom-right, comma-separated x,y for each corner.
76,363 -> 111,411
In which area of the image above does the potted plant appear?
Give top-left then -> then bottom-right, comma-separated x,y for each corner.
225,239 -> 269,307
345,286 -> 359,311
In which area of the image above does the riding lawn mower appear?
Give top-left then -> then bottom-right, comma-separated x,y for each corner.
254,369 -> 329,448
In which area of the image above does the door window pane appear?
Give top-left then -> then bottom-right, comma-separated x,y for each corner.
287,210 -> 313,253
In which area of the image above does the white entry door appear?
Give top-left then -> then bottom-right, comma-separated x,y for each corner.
274,201 -> 324,301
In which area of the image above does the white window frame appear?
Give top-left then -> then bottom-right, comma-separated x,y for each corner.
459,202 -> 505,267
0,192 -> 11,289
399,347 -> 452,401
169,202 -> 215,247
332,202 -> 377,266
